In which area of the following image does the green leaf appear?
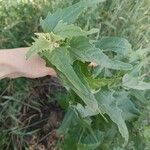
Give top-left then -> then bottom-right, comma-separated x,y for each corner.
86,28 -> 100,35
57,108 -> 77,134
130,89 -> 147,103
70,37 -> 133,70
42,47 -> 99,112
26,33 -> 62,58
122,74 -> 150,90
95,37 -> 132,56
76,104 -> 99,118
86,77 -> 107,90
95,91 -> 129,145
84,0 -> 106,6
136,47 -> 150,57
85,76 -> 121,91
53,21 -> 99,38
53,21 -> 86,38
114,91 -> 140,121
77,130 -> 104,150
40,0 -> 105,32
58,106 -> 102,149
129,47 -> 150,63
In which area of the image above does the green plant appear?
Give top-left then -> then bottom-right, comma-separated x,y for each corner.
27,0 -> 150,149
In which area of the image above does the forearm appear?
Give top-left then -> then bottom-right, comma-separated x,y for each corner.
0,47 -> 28,66
0,47 -> 56,80
0,48 -> 27,79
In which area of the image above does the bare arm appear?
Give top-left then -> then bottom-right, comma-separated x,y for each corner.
0,47 -> 56,80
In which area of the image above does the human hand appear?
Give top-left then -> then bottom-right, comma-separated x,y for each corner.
0,47 -> 56,80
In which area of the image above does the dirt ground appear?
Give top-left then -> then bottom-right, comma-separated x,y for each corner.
20,77 -> 65,150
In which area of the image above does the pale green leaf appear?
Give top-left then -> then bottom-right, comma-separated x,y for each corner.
26,38 -> 50,59
70,37 -> 133,70
122,74 -> 150,90
76,104 -> 99,118
114,91 -> 140,121
136,46 -> 150,57
26,33 -> 62,58
84,0 -> 106,6
42,47 -> 99,112
86,77 -> 107,90
77,130 -> 104,150
95,91 -> 129,145
53,21 -> 86,38
54,21 -> 99,38
40,0 -> 105,32
57,108 -> 77,134
95,37 -> 132,56
86,28 -> 99,35
130,89 -> 147,103
129,46 -> 150,63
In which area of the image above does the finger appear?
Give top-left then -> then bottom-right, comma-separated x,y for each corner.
47,68 -> 57,77
19,68 -> 56,79
89,62 -> 98,67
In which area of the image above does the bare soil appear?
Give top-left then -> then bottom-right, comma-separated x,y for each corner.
20,77 -> 65,150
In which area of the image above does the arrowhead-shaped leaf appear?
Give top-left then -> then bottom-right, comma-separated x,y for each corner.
70,37 -> 133,70
95,91 -> 129,145
77,130 -> 104,150
42,47 -> 99,112
26,33 -> 63,58
95,37 -> 132,56
123,74 -> 150,90
53,21 -> 87,38
40,0 -> 105,32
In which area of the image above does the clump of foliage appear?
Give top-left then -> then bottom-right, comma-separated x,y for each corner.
27,0 -> 150,149
0,0 -> 149,149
